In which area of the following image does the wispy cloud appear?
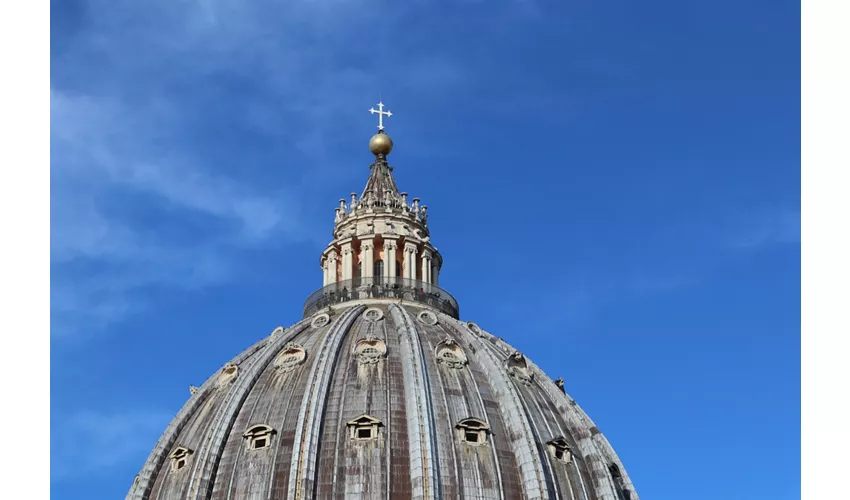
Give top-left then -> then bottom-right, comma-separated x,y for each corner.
724,208 -> 800,251
51,409 -> 173,481
51,0 -> 469,337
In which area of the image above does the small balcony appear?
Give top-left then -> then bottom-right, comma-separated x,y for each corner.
303,277 -> 460,319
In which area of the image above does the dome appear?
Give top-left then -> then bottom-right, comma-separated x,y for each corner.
126,105 -> 639,500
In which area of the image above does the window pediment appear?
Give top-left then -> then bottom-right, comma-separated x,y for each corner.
170,446 -> 193,472
456,418 -> 490,446
346,414 -> 383,441
243,424 -> 276,450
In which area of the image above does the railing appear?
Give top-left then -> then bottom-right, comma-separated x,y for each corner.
302,277 -> 459,319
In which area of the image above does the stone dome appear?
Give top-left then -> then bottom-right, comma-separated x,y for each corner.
126,111 -> 639,500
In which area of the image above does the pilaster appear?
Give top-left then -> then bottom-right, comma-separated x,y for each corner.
421,248 -> 433,283
339,239 -> 354,281
404,241 -> 418,280
384,238 -> 399,279
360,237 -> 375,278
327,249 -> 339,284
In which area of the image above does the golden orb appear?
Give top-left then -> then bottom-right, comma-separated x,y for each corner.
369,131 -> 393,156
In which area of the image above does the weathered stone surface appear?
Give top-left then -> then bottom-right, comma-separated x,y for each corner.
127,304 -> 638,500
127,121 -> 639,500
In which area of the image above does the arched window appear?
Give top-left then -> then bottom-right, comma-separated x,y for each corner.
456,418 -> 490,446
243,424 -> 276,450
374,260 -> 384,281
396,260 -> 401,279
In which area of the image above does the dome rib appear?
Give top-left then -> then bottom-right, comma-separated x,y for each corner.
126,336 -> 271,500
516,345 -> 626,500
443,317 -> 552,499
389,304 -> 442,499
287,306 -> 364,499
186,319 -> 313,500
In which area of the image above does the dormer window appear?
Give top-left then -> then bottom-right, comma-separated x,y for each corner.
456,418 -> 490,446
170,446 -> 193,472
346,414 -> 383,441
547,437 -> 572,464
243,424 -> 276,450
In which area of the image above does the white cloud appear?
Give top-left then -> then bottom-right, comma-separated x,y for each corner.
51,0 -> 471,337
726,208 -> 801,251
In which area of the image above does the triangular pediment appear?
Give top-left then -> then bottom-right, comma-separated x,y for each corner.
346,414 -> 382,426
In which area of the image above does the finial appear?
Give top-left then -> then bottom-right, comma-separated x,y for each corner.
368,100 -> 394,156
369,101 -> 392,131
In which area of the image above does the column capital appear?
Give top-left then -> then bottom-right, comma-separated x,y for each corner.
421,248 -> 433,260
404,241 -> 419,253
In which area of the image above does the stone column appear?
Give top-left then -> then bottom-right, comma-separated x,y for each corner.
404,241 -> 418,280
327,249 -> 338,284
432,260 -> 440,286
322,257 -> 328,286
421,248 -> 433,284
360,238 -> 374,280
384,239 -> 398,281
340,241 -> 353,281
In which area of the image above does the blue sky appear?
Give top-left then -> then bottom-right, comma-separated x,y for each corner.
50,0 -> 800,498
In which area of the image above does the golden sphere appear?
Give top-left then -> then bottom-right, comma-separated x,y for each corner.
369,132 -> 393,156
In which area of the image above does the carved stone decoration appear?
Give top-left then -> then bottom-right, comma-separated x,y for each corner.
269,326 -> 285,338
362,307 -> 384,322
455,418 -> 490,446
274,343 -> 308,372
353,336 -> 387,364
547,437 -> 573,464
311,313 -> 331,329
189,385 -> 199,395
417,310 -> 438,326
505,351 -> 534,385
435,337 -> 468,369
217,363 -> 238,388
